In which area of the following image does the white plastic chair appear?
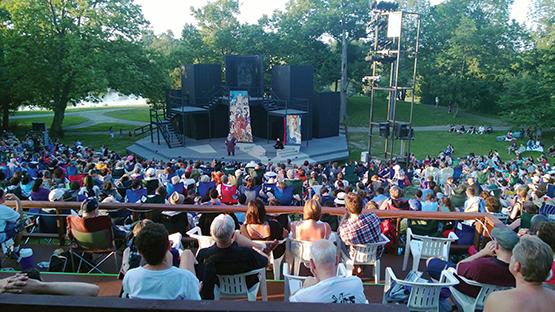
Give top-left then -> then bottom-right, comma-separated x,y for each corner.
382,267 -> 459,312
402,227 -> 458,272
339,234 -> 390,283
186,226 -> 215,254
214,267 -> 268,301
253,238 -> 287,280
444,267 -> 511,312
282,262 -> 349,302
287,238 -> 315,276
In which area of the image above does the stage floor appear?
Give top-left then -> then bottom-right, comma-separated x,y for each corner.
127,134 -> 348,164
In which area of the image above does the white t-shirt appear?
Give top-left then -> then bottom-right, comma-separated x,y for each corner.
464,196 -> 481,212
122,266 -> 201,300
0,204 -> 20,242
290,275 -> 367,304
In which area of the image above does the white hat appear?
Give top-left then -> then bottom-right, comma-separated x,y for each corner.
144,168 -> 157,181
264,171 -> 277,180
334,192 -> 346,205
246,161 -> 257,168
48,189 -> 65,202
171,176 -> 180,185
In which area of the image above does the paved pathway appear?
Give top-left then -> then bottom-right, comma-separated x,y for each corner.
12,106 -> 148,130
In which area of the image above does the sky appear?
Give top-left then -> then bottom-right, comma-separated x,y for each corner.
135,0 -> 533,37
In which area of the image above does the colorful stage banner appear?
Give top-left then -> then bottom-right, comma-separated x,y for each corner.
229,90 -> 253,143
286,115 -> 302,145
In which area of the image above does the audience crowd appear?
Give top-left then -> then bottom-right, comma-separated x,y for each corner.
0,130 -> 554,309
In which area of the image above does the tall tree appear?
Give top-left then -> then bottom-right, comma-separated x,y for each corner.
1,0 -> 153,137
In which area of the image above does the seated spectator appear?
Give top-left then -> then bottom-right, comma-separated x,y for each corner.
338,193 -> 383,258
370,187 -> 387,206
439,197 -> 456,212
379,186 -> 410,210
291,199 -> 331,241
218,175 -> 237,205
0,191 -> 23,245
289,239 -> 367,304
537,222 -> 555,288
408,189 -> 423,211
484,236 -> 555,312
272,181 -> 295,205
197,175 -> 216,199
421,193 -> 439,212
122,222 -> 200,300
195,214 -> 270,299
0,272 -> 99,296
240,199 -> 287,259
427,227 -> 518,298
125,179 -> 146,203
464,186 -> 481,212
166,176 -> 184,198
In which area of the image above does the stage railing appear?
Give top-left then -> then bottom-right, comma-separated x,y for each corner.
0,294 -> 408,312
5,201 -> 502,246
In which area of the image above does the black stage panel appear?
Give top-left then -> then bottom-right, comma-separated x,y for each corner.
271,65 -> 314,108
182,64 -> 221,106
224,55 -> 264,97
313,92 -> 340,138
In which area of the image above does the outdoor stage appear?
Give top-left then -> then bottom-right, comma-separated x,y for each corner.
127,133 -> 348,164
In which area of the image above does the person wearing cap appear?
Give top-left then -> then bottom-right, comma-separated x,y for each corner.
484,236 -> 555,312
427,226 -> 518,298
143,168 -> 159,195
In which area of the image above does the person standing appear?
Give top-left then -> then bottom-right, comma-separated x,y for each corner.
225,133 -> 236,156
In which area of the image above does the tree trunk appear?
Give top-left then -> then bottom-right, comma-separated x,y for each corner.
2,103 -> 9,130
340,28 -> 348,124
50,103 -> 67,138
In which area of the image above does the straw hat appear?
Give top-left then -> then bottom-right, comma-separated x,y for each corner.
169,191 -> 185,205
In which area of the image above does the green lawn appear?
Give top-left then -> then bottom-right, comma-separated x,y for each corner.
71,123 -> 139,132
347,96 -> 504,127
59,133 -> 146,155
9,115 -> 89,129
348,130 -> 555,161
12,106 -> 112,116
104,109 -> 150,123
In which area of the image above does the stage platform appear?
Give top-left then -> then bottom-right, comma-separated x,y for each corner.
127,134 -> 348,164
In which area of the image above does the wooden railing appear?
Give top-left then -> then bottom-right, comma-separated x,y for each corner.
0,294 -> 408,312
5,200 -> 502,246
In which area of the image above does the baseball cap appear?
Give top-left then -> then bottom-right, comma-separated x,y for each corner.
491,227 -> 519,251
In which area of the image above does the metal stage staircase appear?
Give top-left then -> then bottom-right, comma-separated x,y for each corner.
150,108 -> 183,148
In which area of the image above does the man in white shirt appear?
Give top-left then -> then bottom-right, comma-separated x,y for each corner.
290,239 -> 367,304
122,222 -> 201,300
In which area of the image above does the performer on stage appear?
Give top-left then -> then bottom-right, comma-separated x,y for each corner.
274,137 -> 284,150
225,133 -> 237,156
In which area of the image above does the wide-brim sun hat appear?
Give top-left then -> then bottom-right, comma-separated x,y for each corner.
334,192 -> 346,205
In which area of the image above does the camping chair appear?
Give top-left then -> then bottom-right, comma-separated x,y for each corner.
282,262 -> 349,302
444,267 -> 512,312
214,267 -> 268,301
186,226 -> 215,254
403,227 -> 458,272
253,238 -> 287,279
66,215 -> 118,274
382,267 -> 459,312
339,234 -> 390,283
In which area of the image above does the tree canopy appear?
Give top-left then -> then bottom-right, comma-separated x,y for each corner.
0,0 -> 553,136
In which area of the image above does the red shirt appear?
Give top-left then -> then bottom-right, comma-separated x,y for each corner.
456,256 -> 515,297
220,183 -> 237,204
